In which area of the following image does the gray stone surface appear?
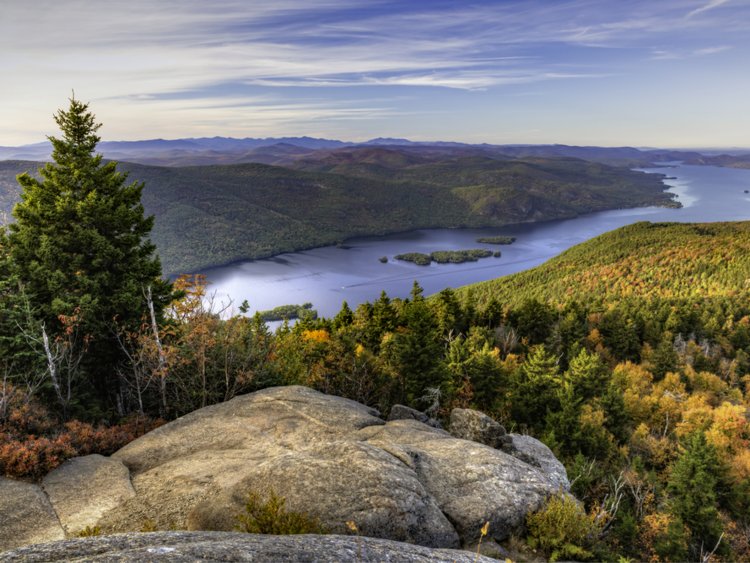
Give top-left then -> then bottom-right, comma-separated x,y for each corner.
0,531 -> 501,562
112,385 -> 384,474
103,387 -> 566,544
186,440 -> 459,548
387,404 -> 442,428
362,420 -> 559,542
503,433 -> 570,491
0,477 -> 65,552
42,454 -> 136,535
448,408 -> 509,449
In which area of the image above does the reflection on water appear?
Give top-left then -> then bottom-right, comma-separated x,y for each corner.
202,165 -> 750,318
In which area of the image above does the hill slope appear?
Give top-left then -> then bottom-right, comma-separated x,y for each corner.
456,221 -> 750,307
0,157 -> 675,274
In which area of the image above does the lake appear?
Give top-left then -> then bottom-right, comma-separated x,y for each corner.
202,164 -> 750,318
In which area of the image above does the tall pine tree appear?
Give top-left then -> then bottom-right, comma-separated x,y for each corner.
8,97 -> 171,407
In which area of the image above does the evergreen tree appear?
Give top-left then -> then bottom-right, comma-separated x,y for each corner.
650,333 -> 680,380
8,97 -> 170,406
565,348 -> 608,401
667,432 -> 727,558
382,282 -> 446,405
511,344 -> 560,429
506,298 -> 555,345
333,301 -> 353,329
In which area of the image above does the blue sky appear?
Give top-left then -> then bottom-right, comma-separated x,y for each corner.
1,0 -> 748,147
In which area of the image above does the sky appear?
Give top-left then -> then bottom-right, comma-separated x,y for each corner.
1,0 -> 749,148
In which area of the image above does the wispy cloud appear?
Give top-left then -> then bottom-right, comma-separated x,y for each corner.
0,0 -> 748,145
652,44 -> 731,60
693,45 -> 731,55
686,0 -> 730,19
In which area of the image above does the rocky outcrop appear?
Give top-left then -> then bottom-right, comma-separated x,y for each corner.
503,433 -> 570,491
0,531 -> 500,562
361,419 -> 561,541
41,454 -> 136,536
1,386 -> 570,554
448,408 -> 510,449
185,439 -> 458,548
0,477 -> 65,550
387,404 -> 442,428
448,408 -> 570,492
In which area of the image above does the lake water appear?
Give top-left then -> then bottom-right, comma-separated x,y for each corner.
202,164 -> 750,318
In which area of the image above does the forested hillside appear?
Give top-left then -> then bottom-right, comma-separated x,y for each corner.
457,221 -> 750,306
0,156 -> 675,274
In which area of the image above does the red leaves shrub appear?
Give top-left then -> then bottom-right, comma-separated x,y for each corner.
0,386 -> 55,438
63,416 -> 164,457
0,435 -> 76,480
0,385 -> 164,480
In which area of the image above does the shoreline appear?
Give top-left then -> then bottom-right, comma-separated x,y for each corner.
179,196 -> 680,279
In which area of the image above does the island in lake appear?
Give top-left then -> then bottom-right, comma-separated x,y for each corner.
395,248 -> 499,265
258,302 -> 318,321
476,235 -> 516,244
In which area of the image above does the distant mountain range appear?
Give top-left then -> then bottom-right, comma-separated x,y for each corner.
2,136 -> 749,168
2,135 -> 749,273
0,148 -> 676,274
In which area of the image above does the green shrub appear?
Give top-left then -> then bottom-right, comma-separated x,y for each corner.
140,520 -> 158,532
235,489 -> 328,535
76,525 -> 102,537
526,493 -> 601,562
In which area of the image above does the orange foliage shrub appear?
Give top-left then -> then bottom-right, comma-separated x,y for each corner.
1,385 -> 163,480
0,435 -> 76,479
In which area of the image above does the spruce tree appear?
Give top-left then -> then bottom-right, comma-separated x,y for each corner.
8,97 -> 170,405
667,432 -> 727,558
511,344 -> 560,429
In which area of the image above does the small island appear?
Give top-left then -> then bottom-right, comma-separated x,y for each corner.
476,235 -> 516,245
394,252 -> 432,265
258,302 -> 318,321
395,248 -> 498,265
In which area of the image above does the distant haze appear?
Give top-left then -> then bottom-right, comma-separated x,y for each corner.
1,0 -> 749,147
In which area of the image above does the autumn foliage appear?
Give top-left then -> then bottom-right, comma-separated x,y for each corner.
0,383 -> 161,479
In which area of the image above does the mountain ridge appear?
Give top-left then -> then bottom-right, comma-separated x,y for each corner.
0,155 -> 676,274
2,136 -> 740,168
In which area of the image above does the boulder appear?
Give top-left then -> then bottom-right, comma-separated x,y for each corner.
362,420 -> 560,542
502,433 -> 570,491
101,386 -> 566,545
112,385 -> 384,474
0,531 -> 500,562
103,387 -> 458,546
42,454 -> 136,536
448,408 -> 510,449
446,409 -> 569,492
2,385 -> 571,552
387,404 -> 442,429
186,440 -> 459,548
0,477 -> 65,552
